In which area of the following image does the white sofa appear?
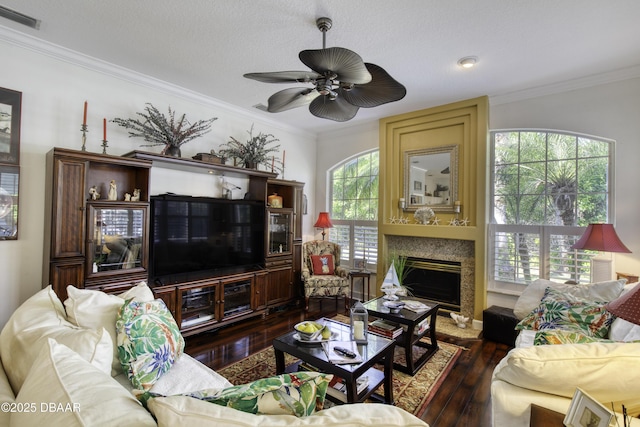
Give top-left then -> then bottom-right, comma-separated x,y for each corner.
0,284 -> 428,427
491,279 -> 640,427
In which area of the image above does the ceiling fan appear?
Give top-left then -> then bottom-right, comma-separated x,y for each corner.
244,17 -> 407,122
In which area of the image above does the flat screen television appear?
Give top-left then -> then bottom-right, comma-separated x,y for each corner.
150,194 -> 265,284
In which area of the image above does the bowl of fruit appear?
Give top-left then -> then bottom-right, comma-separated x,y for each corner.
294,321 -> 325,341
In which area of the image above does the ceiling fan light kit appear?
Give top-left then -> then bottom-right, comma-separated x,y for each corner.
244,17 -> 406,122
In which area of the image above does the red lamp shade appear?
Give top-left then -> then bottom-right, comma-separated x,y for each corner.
606,282 -> 640,325
314,212 -> 333,240
570,223 -> 631,253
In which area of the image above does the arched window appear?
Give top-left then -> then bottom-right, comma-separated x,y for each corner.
490,130 -> 614,291
329,150 -> 379,268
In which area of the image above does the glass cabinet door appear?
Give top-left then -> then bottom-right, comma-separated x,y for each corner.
267,208 -> 293,255
179,284 -> 218,329
87,203 -> 147,276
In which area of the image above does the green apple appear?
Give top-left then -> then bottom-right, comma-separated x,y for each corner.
321,325 -> 331,340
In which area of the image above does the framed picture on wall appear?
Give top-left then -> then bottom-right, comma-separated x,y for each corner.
0,165 -> 19,240
0,87 -> 21,165
413,180 -> 422,191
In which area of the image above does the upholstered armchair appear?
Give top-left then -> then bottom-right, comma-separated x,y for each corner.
301,240 -> 350,311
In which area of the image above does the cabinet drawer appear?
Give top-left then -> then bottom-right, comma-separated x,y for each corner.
266,258 -> 292,268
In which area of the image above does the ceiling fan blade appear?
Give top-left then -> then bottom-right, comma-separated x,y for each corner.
244,71 -> 319,84
299,47 -> 371,84
267,87 -> 319,112
341,63 -> 407,108
309,95 -> 359,122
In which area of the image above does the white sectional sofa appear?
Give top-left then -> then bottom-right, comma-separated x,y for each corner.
0,284 -> 428,427
491,279 -> 640,427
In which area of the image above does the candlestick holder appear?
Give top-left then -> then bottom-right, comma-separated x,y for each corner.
80,124 -> 88,151
101,139 -> 108,155
453,203 -> 461,224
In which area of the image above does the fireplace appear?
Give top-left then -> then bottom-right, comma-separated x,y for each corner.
387,235 -> 475,319
404,258 -> 461,312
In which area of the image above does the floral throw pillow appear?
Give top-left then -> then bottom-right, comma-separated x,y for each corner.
116,299 -> 185,390
516,287 -> 615,339
534,329 -> 615,345
136,372 -> 332,417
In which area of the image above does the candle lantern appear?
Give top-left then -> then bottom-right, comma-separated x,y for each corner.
350,301 -> 368,344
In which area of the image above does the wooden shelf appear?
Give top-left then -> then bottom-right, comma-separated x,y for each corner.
122,150 -> 278,179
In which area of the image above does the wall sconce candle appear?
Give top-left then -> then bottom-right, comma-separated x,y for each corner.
398,198 -> 406,209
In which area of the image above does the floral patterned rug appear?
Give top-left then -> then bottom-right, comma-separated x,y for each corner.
218,317 -> 464,417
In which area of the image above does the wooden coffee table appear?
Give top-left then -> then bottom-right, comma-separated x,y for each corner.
272,317 -> 396,405
363,296 -> 440,375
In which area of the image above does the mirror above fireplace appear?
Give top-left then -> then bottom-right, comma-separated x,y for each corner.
403,145 -> 459,212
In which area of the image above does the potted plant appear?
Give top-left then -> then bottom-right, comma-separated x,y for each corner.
218,124 -> 282,173
111,103 -> 217,157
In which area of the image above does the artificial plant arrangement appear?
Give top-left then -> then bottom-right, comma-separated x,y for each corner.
218,124 -> 282,173
111,103 -> 217,157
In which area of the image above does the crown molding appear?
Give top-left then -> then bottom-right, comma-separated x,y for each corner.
490,65 -> 640,106
0,24 -> 316,140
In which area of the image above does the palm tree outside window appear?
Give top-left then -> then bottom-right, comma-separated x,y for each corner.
490,130 -> 614,291
328,150 -> 379,269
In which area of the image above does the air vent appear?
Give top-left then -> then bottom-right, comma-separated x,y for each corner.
0,6 -> 40,29
253,103 -> 268,112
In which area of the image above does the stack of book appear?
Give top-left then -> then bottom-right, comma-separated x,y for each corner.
326,375 -> 369,402
403,300 -> 431,312
368,319 -> 403,338
400,317 -> 430,335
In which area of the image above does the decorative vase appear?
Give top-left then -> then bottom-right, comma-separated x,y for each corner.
164,145 -> 181,157
244,160 -> 258,169
267,193 -> 283,208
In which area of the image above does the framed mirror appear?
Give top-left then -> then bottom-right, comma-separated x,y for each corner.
403,145 -> 458,212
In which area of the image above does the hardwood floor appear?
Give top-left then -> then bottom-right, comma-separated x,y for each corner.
185,300 -> 512,427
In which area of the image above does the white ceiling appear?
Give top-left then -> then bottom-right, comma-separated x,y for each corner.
2,0 -> 640,135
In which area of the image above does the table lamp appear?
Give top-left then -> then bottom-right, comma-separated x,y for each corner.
606,282 -> 640,326
571,223 -> 631,282
314,212 -> 333,240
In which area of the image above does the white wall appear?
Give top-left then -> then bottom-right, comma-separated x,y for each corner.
316,77 -> 640,309
0,34 -> 317,327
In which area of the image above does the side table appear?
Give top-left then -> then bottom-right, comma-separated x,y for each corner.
529,404 -> 565,427
349,271 -> 372,302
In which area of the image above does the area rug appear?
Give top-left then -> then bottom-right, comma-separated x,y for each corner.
218,327 -> 463,417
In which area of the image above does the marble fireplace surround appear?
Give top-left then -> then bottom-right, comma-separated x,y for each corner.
387,235 -> 475,321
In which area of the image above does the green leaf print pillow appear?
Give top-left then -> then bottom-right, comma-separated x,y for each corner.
116,299 -> 184,390
136,372 -> 333,417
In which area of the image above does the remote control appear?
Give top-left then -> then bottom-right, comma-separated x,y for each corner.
333,346 -> 357,358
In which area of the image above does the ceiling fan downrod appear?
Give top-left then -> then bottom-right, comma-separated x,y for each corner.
316,17 -> 332,49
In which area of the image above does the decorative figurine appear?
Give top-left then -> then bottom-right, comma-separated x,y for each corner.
450,312 -> 469,329
89,186 -> 100,201
130,189 -> 141,202
124,193 -> 131,202
107,180 -> 117,201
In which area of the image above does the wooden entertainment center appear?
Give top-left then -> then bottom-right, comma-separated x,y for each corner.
43,147 -> 304,336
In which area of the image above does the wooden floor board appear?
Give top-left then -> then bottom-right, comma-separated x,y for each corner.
184,302 -> 512,427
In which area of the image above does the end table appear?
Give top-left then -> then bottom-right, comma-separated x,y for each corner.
529,404 -> 565,427
349,271 -> 371,302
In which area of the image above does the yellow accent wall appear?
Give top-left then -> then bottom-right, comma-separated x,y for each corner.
378,97 -> 489,320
